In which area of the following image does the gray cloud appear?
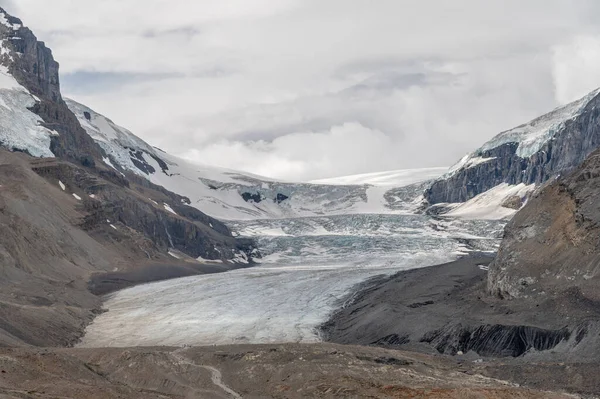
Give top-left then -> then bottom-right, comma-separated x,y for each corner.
8,0 -> 600,180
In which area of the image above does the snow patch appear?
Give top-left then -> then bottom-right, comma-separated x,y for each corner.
72,193 -> 82,201
0,66 -> 56,157
197,255 -> 222,264
103,157 -> 117,170
58,181 -> 65,191
168,250 -> 182,259
163,203 -> 177,215
0,13 -> 22,30
310,167 -> 448,186
110,224 -> 117,230
444,183 -> 535,220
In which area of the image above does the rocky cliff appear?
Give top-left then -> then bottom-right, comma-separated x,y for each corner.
488,147 -> 600,299
0,9 -> 104,165
425,88 -> 600,205
0,8 -> 257,347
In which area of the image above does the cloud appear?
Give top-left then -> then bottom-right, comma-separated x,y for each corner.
7,0 -> 600,180
552,35 -> 600,104
180,123 -> 398,181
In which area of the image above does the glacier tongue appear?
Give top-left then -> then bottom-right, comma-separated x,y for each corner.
79,211 -> 505,348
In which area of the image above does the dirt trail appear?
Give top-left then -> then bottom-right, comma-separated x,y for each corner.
172,348 -> 242,399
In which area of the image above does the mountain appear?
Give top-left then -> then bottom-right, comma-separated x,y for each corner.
64,98 -> 447,220
0,7 -> 261,346
0,6 -> 453,346
425,88 -> 600,206
489,146 -> 600,299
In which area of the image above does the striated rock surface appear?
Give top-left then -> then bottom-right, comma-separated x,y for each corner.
488,147 -> 600,299
426,88 -> 600,204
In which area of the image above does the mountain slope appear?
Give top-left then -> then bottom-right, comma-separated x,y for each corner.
65,98 -> 446,220
488,146 -> 600,299
426,88 -> 600,205
0,7 -> 258,346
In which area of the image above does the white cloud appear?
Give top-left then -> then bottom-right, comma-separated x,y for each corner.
552,35 -> 600,104
6,0 -> 600,180
181,123 -> 397,181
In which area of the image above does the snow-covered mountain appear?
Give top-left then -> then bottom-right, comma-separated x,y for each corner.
0,7 -> 261,268
426,88 -> 600,205
66,98 -> 447,220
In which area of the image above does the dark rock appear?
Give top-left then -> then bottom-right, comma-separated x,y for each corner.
425,91 -> 600,204
275,193 -> 289,203
420,324 -> 570,357
0,10 -> 106,166
32,159 -> 258,263
501,195 -> 523,210
371,334 -> 410,346
242,192 -> 262,203
83,111 -> 91,121
407,300 -> 434,309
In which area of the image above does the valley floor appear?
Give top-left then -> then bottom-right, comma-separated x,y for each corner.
322,256 -> 600,396
0,343 -> 575,399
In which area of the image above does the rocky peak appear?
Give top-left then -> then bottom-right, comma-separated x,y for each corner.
425,88 -> 600,205
0,7 -> 105,166
0,7 -> 61,102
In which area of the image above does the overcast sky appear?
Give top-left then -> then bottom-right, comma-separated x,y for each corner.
4,1 -> 600,180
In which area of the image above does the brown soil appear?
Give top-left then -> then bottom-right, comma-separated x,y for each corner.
0,344 -> 573,399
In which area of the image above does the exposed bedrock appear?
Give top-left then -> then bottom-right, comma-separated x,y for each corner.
488,147 -> 600,299
426,91 -> 600,204
421,324 -> 570,357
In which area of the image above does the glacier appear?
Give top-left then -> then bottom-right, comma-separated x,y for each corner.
63,98 -> 523,348
79,189 -> 507,348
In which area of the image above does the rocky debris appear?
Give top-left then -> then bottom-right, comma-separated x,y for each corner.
0,151 -> 258,348
322,255 -> 600,368
0,344 -> 575,398
489,147 -> 600,299
501,195 -> 524,210
31,158 -> 256,263
426,89 -> 600,204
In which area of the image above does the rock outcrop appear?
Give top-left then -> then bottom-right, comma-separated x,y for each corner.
0,8 -> 104,165
488,147 -> 600,299
425,89 -> 600,204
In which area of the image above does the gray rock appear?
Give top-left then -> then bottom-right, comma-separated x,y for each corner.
488,147 -> 600,299
425,91 -> 600,204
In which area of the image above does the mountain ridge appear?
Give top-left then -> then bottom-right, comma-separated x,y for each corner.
425,87 -> 600,206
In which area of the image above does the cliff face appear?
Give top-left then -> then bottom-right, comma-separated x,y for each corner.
425,89 -> 600,205
0,9 -> 104,165
0,8 -> 258,347
0,7 -> 255,265
488,147 -> 600,299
